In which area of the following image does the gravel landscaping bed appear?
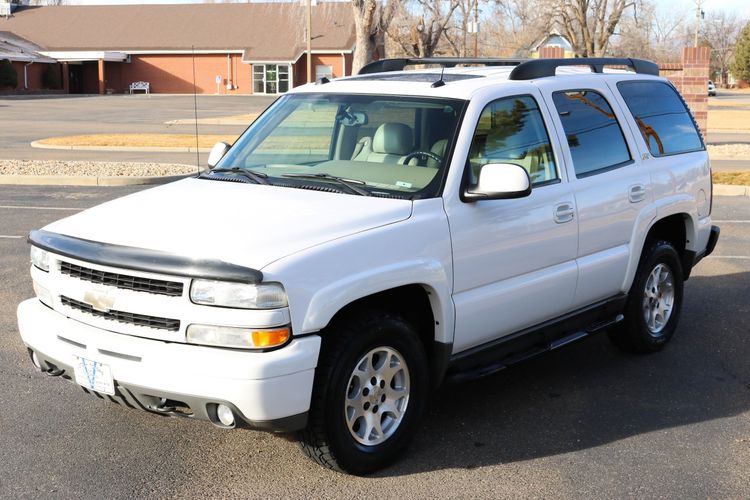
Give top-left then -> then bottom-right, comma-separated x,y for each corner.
0,160 -> 199,177
707,143 -> 750,159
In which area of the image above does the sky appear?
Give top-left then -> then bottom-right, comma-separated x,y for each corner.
59,0 -> 750,18
660,0 -> 750,18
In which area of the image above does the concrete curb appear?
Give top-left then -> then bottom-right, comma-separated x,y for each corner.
0,173 -> 193,187
714,183 -> 750,196
31,140 -> 211,153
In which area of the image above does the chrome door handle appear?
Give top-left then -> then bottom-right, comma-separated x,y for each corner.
554,203 -> 575,224
629,184 -> 647,203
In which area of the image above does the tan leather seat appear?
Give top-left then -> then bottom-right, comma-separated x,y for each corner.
407,138 -> 448,167
358,123 -> 413,163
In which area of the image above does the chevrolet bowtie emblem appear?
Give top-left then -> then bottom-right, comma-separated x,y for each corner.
83,289 -> 115,313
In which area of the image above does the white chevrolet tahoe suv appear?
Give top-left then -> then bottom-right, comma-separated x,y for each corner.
18,57 -> 720,474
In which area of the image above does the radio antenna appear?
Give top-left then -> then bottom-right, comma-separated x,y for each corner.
191,45 -> 200,173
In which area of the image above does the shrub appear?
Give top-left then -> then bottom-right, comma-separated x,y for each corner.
42,64 -> 62,90
0,59 -> 18,89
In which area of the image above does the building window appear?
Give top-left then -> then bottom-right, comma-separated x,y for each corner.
252,64 -> 290,94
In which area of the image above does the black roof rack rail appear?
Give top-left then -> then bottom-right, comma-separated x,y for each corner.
508,57 -> 659,80
358,57 -> 526,75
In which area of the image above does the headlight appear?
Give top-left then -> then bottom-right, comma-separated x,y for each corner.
30,246 -> 49,272
186,324 -> 290,349
190,280 -> 287,309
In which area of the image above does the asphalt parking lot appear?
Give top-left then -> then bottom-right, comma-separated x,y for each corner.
0,94 -> 275,165
0,184 -> 748,498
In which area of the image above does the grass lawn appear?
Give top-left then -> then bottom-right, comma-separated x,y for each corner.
713,171 -> 750,186
37,131 -> 331,151
707,110 -> 750,131
38,134 -> 237,149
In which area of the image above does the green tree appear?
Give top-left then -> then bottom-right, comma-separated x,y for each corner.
731,22 -> 750,84
0,59 -> 18,89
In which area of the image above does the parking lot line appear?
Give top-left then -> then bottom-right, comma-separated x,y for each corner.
0,235 -> 23,239
707,255 -> 750,259
712,220 -> 749,223
0,205 -> 82,211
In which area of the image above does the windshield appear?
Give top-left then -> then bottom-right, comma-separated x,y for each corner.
213,93 -> 466,198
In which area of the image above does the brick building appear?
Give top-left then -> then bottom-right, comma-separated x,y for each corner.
2,3 -> 355,95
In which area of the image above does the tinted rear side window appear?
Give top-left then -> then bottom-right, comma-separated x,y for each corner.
617,81 -> 704,157
552,90 -> 631,177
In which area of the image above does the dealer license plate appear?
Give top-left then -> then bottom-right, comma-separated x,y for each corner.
72,356 -> 115,395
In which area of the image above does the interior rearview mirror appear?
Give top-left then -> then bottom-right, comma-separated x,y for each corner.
337,111 -> 368,127
463,163 -> 531,202
207,142 -> 231,169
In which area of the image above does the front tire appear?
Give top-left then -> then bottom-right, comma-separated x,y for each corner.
610,240 -> 684,353
298,312 -> 428,475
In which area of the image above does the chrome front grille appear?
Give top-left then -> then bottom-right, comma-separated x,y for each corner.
61,296 -> 180,332
60,261 -> 184,297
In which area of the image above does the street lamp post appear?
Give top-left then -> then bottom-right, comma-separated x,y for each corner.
694,0 -> 705,48
307,0 -> 312,83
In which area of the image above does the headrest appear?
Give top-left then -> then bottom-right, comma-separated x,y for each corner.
373,123 -> 413,155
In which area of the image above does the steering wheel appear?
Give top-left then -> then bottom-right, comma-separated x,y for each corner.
402,150 -> 443,166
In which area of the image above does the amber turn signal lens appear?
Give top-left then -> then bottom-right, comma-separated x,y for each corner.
251,328 -> 290,348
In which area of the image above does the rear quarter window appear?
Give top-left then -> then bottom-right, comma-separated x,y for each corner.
616,81 -> 704,157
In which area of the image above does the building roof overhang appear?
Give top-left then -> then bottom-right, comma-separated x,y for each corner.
39,51 -> 127,62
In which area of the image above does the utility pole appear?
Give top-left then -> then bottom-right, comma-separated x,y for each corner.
473,0 -> 479,57
307,0 -> 312,83
694,0 -> 705,48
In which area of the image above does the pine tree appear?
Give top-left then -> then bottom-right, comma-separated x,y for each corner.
731,22 -> 750,84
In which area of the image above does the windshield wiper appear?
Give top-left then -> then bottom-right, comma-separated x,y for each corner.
210,167 -> 269,185
282,173 -> 371,196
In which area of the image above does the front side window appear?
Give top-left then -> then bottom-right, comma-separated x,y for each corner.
617,81 -> 704,156
214,93 -> 466,198
552,90 -> 631,177
466,95 -> 558,187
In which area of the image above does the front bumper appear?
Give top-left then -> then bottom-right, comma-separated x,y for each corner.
17,298 -> 320,432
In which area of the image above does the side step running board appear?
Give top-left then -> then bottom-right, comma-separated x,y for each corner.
446,313 -> 624,384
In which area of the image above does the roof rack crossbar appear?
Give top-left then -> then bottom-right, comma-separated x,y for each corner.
358,57 -> 526,75
508,57 -> 659,80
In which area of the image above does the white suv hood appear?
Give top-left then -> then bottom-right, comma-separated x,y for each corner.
44,178 -> 413,270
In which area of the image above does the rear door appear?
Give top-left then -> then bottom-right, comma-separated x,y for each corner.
538,78 -> 655,309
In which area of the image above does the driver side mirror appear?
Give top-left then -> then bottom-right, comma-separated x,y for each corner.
207,142 -> 231,169
463,163 -> 531,202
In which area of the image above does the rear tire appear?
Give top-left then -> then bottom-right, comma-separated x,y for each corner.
298,311 -> 429,475
609,240 -> 684,353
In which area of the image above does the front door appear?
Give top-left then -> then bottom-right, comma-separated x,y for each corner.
69,64 -> 83,94
446,90 -> 579,353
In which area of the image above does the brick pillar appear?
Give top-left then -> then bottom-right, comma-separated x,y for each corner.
61,62 -> 69,93
539,46 -> 565,59
678,47 -> 710,133
97,59 -> 105,95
